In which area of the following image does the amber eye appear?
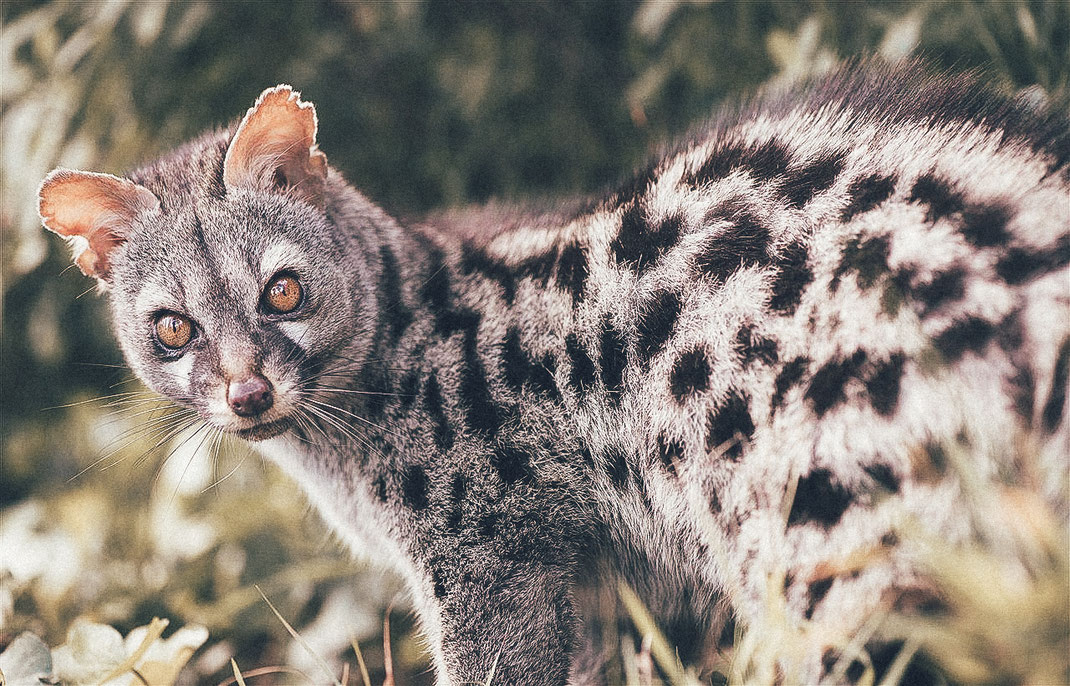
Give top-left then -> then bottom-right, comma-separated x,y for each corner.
154,313 -> 193,350
262,272 -> 303,314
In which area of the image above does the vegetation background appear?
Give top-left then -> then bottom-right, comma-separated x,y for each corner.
2,1 -> 1067,684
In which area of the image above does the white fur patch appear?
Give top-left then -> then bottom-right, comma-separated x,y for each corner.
259,240 -> 307,280
276,321 -> 311,350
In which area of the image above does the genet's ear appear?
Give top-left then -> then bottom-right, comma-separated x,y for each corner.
37,169 -> 161,283
223,85 -> 328,209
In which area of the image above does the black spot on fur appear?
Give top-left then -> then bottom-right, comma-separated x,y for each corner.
995,237 -> 1070,284
516,248 -> 559,287
789,468 -> 853,528
424,374 -> 455,451
933,317 -> 996,361
373,473 -> 388,502
401,465 -> 429,510
670,347 -> 711,401
845,659 -> 866,683
836,235 -> 890,290
914,267 -> 967,315
445,473 -> 467,532
449,472 -> 468,503
361,368 -> 391,419
821,651 -> 840,679
783,153 -> 845,208
612,205 -> 681,273
419,247 -> 452,319
566,333 -> 597,393
501,330 -> 562,403
841,173 -> 897,221
1042,338 -> 1069,432
805,578 -> 834,619
599,318 -> 627,400
399,370 -> 420,411
460,247 -> 517,304
556,242 -> 589,300
925,442 -> 949,477
864,463 -> 901,493
612,204 -> 649,268
578,446 -> 596,470
460,323 -> 500,436
378,245 -> 413,343
435,307 -> 481,336
745,140 -> 793,181
529,354 -> 561,401
1010,366 -> 1036,424
655,213 -> 684,244
866,353 -> 905,416
996,249 -> 1045,285
708,488 -> 721,514
880,268 -> 912,316
805,350 -> 867,416
706,392 -> 755,460
996,310 -> 1025,352
909,173 -> 963,221
960,203 -> 1011,247
770,241 -> 813,314
736,325 -> 779,366
868,641 -> 941,686
689,142 -> 747,185
502,328 -> 529,393
432,570 -> 447,599
656,434 -> 684,476
491,445 -> 534,484
773,356 -> 810,408
478,512 -> 499,539
696,211 -> 772,281
635,290 -> 682,363
604,447 -> 631,489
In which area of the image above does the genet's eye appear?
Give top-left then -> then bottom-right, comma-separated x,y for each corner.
154,312 -> 193,350
262,271 -> 303,314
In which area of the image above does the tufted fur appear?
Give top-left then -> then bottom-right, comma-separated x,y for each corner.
40,60 -> 1069,684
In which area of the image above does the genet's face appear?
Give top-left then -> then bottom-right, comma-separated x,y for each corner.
107,190 -> 367,440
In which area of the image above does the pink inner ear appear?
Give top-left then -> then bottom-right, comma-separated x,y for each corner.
38,170 -> 159,279
223,85 -> 327,206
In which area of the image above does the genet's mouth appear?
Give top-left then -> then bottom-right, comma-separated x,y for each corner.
235,418 -> 292,441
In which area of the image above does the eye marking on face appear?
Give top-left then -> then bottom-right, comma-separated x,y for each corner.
154,311 -> 195,351
260,241 -> 306,279
261,271 -> 305,315
169,354 -> 195,395
276,321 -> 311,350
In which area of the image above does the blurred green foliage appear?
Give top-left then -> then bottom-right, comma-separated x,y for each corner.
2,1 -> 1067,683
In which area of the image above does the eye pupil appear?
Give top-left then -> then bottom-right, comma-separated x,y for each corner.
155,313 -> 192,350
264,273 -> 302,314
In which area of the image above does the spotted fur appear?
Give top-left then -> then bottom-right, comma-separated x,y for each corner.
40,61 -> 1069,684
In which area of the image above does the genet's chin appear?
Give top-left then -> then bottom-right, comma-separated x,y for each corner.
234,418 -> 292,442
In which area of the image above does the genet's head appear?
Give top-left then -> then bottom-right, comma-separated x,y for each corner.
38,86 -> 375,440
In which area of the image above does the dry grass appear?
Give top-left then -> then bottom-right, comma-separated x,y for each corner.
613,437 -> 1069,686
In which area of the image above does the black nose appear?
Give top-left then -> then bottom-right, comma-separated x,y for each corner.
228,375 -> 274,417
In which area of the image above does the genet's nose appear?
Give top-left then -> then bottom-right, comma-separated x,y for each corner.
228,375 -> 274,417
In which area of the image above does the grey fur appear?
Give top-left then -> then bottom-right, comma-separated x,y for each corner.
42,61 -> 1069,684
